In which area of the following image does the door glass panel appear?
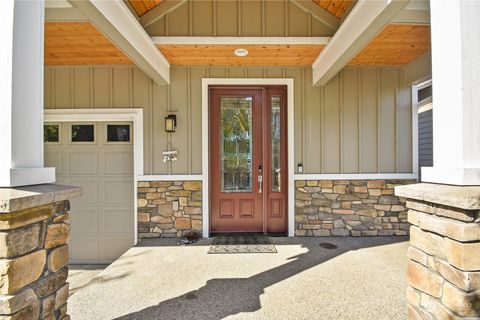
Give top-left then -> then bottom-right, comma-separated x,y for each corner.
220,96 -> 253,192
271,96 -> 281,192
71,124 -> 94,142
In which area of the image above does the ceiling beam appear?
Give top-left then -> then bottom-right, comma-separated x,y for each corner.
69,0 -> 170,85
391,9 -> 430,25
151,37 -> 331,45
290,0 -> 340,32
312,0 -> 409,86
140,0 -> 187,28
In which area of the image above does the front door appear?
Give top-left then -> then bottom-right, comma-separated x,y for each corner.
210,86 -> 288,234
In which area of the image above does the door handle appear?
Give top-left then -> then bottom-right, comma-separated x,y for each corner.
258,175 -> 263,194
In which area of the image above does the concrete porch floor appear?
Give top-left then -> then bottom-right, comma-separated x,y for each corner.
68,237 -> 409,320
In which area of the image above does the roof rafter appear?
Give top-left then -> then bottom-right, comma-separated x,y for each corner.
69,0 -> 170,84
312,0 -> 409,86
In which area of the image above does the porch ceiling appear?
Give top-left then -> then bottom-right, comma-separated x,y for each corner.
44,22 -> 132,65
156,44 -> 325,66
349,24 -> 431,66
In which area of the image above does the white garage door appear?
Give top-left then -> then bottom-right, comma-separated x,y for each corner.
44,121 -> 134,264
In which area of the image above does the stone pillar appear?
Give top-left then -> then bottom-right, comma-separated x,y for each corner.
396,183 -> 480,319
0,0 -> 55,187
0,185 -> 81,320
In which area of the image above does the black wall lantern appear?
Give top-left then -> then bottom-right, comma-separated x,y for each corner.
165,114 -> 177,133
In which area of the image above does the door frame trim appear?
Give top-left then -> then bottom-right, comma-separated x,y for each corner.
202,79 -> 295,237
44,108 -> 143,244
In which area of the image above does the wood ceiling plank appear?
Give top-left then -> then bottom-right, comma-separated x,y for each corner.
348,24 -> 431,66
157,44 -> 324,66
45,22 -> 132,65
128,0 -> 164,16
313,0 -> 356,19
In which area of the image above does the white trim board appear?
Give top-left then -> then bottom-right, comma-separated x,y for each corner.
202,78 -> 295,237
294,173 -> 418,180
138,175 -> 203,181
44,108 -> 143,245
151,37 -> 331,45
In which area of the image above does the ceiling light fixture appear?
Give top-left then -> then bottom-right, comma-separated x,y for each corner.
234,48 -> 249,57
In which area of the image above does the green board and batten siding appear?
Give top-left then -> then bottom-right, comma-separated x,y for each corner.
44,0 -> 413,176
44,65 -> 413,175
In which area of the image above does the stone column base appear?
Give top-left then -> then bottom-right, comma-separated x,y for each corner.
0,184 -> 81,320
396,183 -> 480,319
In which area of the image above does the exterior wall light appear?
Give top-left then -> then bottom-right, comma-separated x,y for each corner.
165,114 -> 177,133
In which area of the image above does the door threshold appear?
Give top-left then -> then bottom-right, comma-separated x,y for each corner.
210,232 -> 287,237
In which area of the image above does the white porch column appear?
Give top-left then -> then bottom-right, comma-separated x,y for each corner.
422,0 -> 480,186
0,0 -> 55,187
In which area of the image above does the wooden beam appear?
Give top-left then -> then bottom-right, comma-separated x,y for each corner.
290,0 -> 340,32
391,9 -> 430,25
140,0 -> 187,28
151,36 -> 332,45
69,0 -> 170,84
312,0 -> 409,86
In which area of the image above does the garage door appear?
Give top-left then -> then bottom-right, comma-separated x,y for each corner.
44,121 -> 134,264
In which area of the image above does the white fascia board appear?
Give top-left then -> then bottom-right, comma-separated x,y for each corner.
312,0 -> 409,86
69,0 -> 170,85
151,37 -> 331,45
140,0 -> 187,28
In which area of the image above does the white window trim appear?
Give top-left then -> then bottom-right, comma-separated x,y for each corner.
44,108 -> 143,244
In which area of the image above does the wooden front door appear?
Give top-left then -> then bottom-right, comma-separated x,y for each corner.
210,86 -> 288,234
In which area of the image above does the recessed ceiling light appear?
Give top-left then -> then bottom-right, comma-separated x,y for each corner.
234,48 -> 249,57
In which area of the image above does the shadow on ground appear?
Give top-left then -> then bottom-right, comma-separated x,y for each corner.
115,236 -> 407,320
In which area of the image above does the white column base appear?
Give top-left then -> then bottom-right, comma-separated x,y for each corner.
421,167 -> 480,186
0,168 -> 56,188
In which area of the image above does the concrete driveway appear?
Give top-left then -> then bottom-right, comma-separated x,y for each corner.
68,237 -> 409,320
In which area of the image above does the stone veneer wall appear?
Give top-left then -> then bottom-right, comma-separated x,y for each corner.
295,179 -> 415,236
0,200 -> 71,319
395,184 -> 480,319
137,181 -> 202,238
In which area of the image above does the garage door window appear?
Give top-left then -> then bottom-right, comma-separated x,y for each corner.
107,124 -> 131,142
71,124 -> 95,142
44,124 -> 60,143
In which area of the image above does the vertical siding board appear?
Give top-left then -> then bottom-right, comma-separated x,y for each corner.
228,67 -> 247,78
73,67 -> 92,108
379,68 -> 397,172
265,0 -> 285,37
246,68 -> 265,78
304,68 -> 321,172
44,68 -> 53,108
360,69 -> 378,173
190,67 -> 207,174
192,0 -> 213,36
92,67 -> 111,108
132,67 -> 153,174
53,67 -> 72,108
285,68 -> 303,170
152,82 -> 169,174
342,68 -> 359,173
216,0 -> 237,36
397,69 -> 413,172
323,74 -> 341,173
241,0 -> 262,36
168,1 -> 189,36
170,68 -> 189,174
112,67 -> 132,108
266,68 -> 283,78
288,1 -> 309,36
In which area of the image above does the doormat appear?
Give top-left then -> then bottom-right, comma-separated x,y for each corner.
208,235 -> 277,254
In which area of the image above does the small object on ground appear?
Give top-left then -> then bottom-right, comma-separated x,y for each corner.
319,242 -> 338,250
178,232 -> 200,246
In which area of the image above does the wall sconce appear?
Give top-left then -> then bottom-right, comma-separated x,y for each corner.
165,114 -> 177,133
